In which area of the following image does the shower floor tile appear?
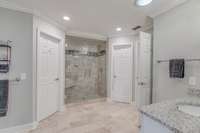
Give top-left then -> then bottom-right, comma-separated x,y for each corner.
29,101 -> 139,133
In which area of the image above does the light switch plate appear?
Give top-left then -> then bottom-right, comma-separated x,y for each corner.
20,73 -> 27,80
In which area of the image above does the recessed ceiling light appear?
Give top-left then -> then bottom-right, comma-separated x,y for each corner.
116,27 -> 122,32
63,16 -> 71,21
136,0 -> 152,6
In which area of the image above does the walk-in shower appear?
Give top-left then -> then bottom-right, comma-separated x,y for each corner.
65,36 -> 107,104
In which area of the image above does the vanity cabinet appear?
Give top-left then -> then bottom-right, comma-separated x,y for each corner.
140,114 -> 173,133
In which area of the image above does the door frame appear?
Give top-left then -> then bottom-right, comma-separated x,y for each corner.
111,43 -> 134,103
34,27 -> 65,122
134,32 -> 152,107
134,40 -> 140,106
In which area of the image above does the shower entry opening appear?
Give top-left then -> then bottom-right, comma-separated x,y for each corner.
65,36 -> 107,104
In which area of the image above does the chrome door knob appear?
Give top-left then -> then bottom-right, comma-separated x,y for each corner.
138,82 -> 146,86
55,78 -> 59,81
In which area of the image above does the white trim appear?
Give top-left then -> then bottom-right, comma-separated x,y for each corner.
0,122 -> 38,133
106,41 -> 110,98
58,105 -> 66,112
109,33 -> 137,39
0,0 -> 66,32
106,98 -> 112,103
32,15 -> 37,127
108,24 -> 153,39
67,30 -> 107,41
149,0 -> 188,18
66,98 -> 107,108
107,40 -> 112,99
0,1 -> 107,41
0,0 -> 32,14
133,40 -> 139,106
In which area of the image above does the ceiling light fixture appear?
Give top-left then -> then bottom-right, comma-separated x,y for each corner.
116,27 -> 122,32
63,16 -> 71,21
136,0 -> 152,6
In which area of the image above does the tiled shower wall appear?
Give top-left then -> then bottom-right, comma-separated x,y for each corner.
65,36 -> 107,104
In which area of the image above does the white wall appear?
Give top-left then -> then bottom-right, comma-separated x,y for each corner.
153,0 -> 200,102
0,7 -> 33,129
108,35 -> 136,100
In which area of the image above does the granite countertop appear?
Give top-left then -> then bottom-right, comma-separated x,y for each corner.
140,97 -> 200,133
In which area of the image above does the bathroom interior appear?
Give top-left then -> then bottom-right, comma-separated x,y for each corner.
1,0 -> 200,133
65,36 -> 107,104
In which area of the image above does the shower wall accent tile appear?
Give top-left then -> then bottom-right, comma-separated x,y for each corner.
65,36 -> 107,104
65,50 -> 106,57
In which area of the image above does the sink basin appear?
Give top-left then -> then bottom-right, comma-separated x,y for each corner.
177,104 -> 200,117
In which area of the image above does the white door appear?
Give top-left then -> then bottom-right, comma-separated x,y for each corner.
112,45 -> 133,103
37,32 -> 60,121
135,32 -> 151,107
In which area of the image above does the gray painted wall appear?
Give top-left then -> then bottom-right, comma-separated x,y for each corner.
0,7 -> 33,129
153,0 -> 200,102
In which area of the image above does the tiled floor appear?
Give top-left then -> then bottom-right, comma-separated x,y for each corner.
30,101 -> 140,133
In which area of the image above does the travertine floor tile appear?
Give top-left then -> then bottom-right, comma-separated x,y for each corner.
29,101 -> 139,133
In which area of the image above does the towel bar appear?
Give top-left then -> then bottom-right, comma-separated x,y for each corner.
157,59 -> 200,63
0,78 -> 21,82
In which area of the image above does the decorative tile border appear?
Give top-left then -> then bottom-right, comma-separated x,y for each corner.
65,50 -> 106,57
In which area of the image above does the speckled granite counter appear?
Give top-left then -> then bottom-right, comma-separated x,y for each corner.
140,97 -> 200,133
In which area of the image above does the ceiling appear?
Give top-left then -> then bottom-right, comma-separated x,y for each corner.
4,0 -> 188,38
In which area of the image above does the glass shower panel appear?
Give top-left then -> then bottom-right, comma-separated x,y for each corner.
65,36 -> 106,104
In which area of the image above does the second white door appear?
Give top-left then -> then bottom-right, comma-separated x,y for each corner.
112,45 -> 133,103
135,32 -> 152,107
37,32 -> 60,121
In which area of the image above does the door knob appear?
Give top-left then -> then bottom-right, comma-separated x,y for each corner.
55,78 -> 59,81
138,82 -> 146,86
113,75 -> 117,78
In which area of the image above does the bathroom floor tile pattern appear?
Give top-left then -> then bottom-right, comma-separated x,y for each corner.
30,101 -> 140,133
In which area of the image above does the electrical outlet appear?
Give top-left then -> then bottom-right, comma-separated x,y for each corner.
189,76 -> 196,86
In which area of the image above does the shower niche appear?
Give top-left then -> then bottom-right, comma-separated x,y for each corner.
65,36 -> 107,104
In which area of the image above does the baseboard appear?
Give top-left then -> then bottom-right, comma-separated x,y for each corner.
0,122 -> 38,133
107,98 -> 135,105
59,105 -> 66,112
130,101 -> 137,106
65,98 -> 107,108
106,98 -> 113,102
